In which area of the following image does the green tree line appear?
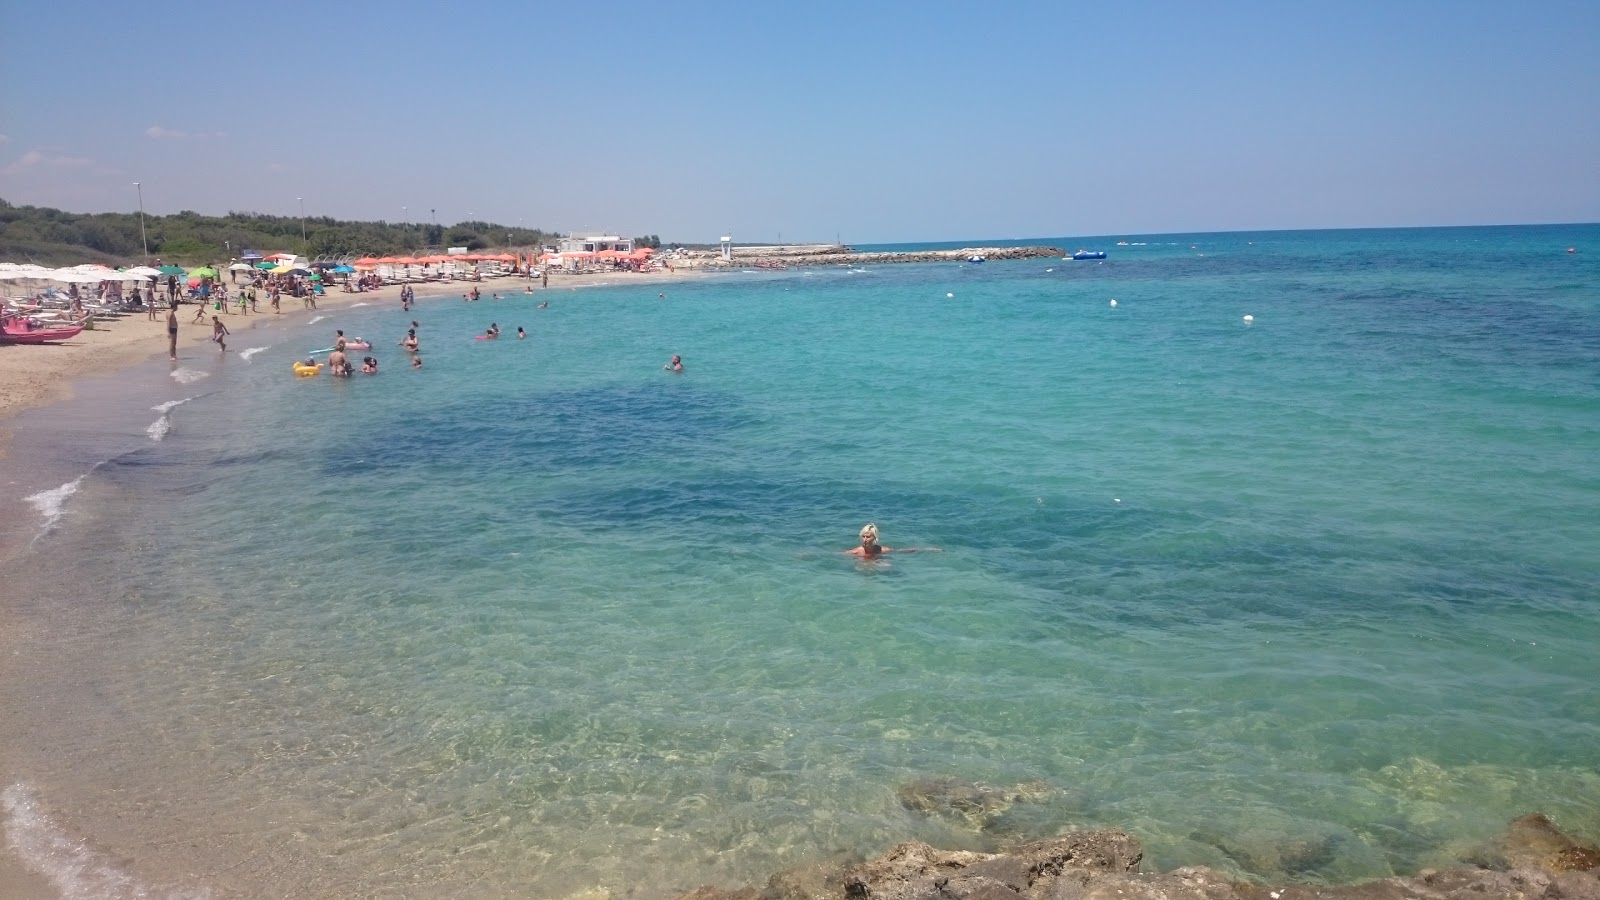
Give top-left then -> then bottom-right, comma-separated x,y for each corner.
0,198 -> 565,266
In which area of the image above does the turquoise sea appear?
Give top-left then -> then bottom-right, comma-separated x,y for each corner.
2,225 -> 1597,898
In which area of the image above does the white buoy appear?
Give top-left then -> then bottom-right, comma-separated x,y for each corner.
946,292 -> 954,298
1109,299 -> 1117,307
1114,498 -> 1121,504
1243,314 -> 1254,323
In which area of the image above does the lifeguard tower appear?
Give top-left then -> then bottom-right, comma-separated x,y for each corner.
720,235 -> 732,262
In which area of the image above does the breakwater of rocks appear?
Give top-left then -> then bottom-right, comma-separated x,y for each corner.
684,246 -> 1064,268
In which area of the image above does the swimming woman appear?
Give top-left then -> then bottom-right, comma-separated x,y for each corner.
845,523 -> 939,559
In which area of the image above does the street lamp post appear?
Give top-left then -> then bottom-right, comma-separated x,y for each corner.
133,182 -> 148,263
297,197 -> 307,254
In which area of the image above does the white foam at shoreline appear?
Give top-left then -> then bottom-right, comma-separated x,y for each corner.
151,398 -> 193,414
350,302 -> 370,307
238,347 -> 268,362
24,476 -> 85,532
170,368 -> 209,384
146,417 -> 172,441
2,783 -> 210,900
307,315 -> 327,325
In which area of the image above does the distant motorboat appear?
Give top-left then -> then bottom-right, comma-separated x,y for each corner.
967,255 -> 985,263
1072,250 -> 1107,260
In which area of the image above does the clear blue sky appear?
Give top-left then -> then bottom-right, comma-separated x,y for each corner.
2,0 -> 1596,242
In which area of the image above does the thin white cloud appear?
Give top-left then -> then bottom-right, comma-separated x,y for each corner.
145,125 -> 224,141
0,149 -> 94,176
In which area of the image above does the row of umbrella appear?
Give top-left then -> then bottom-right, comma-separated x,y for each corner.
352,254 -> 518,266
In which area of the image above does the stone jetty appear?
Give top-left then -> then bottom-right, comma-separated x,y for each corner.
678,245 -> 1064,269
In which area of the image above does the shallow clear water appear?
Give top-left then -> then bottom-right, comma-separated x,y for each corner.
3,225 -> 1598,898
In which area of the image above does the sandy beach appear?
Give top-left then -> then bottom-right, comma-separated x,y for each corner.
0,268 -> 696,461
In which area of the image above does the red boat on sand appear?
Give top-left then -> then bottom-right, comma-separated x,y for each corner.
0,315 -> 87,344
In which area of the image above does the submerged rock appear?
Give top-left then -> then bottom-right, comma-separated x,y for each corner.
840,831 -> 1141,900
671,813 -> 1599,900
1493,813 -> 1600,873
895,777 -> 1052,831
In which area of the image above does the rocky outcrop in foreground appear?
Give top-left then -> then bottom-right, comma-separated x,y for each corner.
677,812 -> 1600,900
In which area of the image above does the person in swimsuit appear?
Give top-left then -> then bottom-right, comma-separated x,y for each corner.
334,329 -> 347,352
360,356 -> 378,374
411,355 -> 423,369
166,306 -> 179,360
663,354 -> 683,372
399,329 -> 420,352
328,348 -> 351,376
210,316 -> 229,351
845,523 -> 940,559
485,323 -> 500,338
516,327 -> 525,339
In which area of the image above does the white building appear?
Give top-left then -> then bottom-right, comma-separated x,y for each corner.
557,234 -> 633,254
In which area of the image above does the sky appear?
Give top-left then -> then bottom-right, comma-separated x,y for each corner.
2,0 -> 1597,243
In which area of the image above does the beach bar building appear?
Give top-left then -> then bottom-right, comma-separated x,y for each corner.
557,234 -> 633,255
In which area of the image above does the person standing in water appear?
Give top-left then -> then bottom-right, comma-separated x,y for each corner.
210,316 -> 230,352
166,304 -> 179,360
663,354 -> 683,372
845,523 -> 939,559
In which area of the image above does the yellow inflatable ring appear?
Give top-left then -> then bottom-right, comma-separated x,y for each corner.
292,363 -> 323,377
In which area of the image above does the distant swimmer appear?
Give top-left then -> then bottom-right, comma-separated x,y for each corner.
517,326 -> 525,339
400,329 -> 419,352
537,301 -> 549,309
845,523 -> 940,559
411,355 -> 423,369
664,354 -> 683,372
361,356 -> 378,374
485,323 -> 501,338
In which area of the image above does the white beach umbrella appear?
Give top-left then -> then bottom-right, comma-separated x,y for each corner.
125,266 -> 165,278
46,269 -> 112,283
0,265 -> 54,280
228,262 -> 255,271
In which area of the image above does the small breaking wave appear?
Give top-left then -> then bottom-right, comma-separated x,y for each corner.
24,475 -> 85,532
147,397 -> 195,441
307,315 -> 327,325
238,346 -> 268,362
170,368 -> 209,384
350,302 -> 371,307
1,783 -> 212,900
151,398 -> 194,414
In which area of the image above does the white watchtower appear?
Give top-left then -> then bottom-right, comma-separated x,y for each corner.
720,235 -> 732,261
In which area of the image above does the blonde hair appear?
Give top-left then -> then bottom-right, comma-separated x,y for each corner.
860,523 -> 879,543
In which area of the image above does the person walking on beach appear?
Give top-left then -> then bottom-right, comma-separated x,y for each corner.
167,305 -> 179,360
211,316 -> 230,352
845,523 -> 939,559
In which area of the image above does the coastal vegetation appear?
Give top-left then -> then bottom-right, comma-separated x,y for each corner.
0,198 -> 561,265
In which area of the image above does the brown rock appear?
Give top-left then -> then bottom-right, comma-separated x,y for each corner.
1498,814 -> 1600,873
